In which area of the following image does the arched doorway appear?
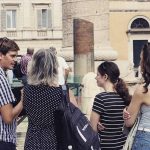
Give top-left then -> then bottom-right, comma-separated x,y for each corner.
127,16 -> 150,77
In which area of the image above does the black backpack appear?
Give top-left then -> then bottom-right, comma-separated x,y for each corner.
54,85 -> 101,150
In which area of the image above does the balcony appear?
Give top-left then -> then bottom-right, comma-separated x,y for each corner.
1,29 -> 62,40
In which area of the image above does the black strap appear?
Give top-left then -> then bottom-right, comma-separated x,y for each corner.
61,85 -> 70,103
61,85 -> 73,149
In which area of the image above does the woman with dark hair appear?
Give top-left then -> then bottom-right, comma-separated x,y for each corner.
90,61 -> 131,150
123,43 -> 150,150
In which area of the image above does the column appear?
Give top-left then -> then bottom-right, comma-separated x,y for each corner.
61,0 -> 118,61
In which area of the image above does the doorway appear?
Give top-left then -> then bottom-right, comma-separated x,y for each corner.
133,40 -> 148,76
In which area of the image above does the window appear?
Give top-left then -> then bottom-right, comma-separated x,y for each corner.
6,10 -> 16,29
42,9 -> 47,28
131,18 -> 149,29
1,9 -> 16,30
37,9 -> 52,29
1,3 -> 20,31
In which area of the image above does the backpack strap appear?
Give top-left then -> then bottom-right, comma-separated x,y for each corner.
61,85 -> 74,149
61,85 -> 70,103
61,84 -> 67,94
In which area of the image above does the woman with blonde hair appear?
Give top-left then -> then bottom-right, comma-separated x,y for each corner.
23,48 -> 77,150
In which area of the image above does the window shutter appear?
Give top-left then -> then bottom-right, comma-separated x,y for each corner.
48,9 -> 52,28
42,9 -> 47,27
1,10 -> 6,30
37,9 -> 42,29
12,10 -> 16,28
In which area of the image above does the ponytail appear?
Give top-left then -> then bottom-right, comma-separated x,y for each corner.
114,78 -> 131,106
97,61 -> 132,105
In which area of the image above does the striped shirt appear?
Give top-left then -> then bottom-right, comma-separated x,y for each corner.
0,67 -> 17,144
20,54 -> 32,75
92,92 -> 127,150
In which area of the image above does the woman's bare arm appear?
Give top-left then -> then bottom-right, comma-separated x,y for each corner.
124,85 -> 143,127
90,111 -> 100,132
69,89 -> 78,107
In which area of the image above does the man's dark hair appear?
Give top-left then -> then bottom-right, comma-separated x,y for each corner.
27,47 -> 34,55
0,37 -> 19,55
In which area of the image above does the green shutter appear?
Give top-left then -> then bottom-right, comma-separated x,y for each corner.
1,10 -> 6,30
37,9 -> 42,29
48,9 -> 52,28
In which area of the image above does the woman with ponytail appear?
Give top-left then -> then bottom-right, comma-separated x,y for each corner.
123,43 -> 150,150
90,61 -> 131,150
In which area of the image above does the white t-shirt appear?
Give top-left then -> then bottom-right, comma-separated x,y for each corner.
57,56 -> 69,85
6,69 -> 13,84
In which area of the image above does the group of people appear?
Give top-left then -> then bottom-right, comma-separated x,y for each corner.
90,43 -> 150,150
18,46 -> 70,86
0,37 -> 74,150
0,37 -> 150,150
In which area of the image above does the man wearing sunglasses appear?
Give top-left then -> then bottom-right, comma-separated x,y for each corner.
0,37 -> 23,150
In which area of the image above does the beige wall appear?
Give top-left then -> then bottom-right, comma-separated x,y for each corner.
110,12 -> 129,60
0,0 -> 63,55
110,12 -> 150,60
109,1 -> 150,61
16,39 -> 62,55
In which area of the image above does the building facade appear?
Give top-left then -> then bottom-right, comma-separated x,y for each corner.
0,0 -> 150,76
0,0 -> 62,54
109,0 -> 150,73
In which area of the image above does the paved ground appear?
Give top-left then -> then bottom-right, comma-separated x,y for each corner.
16,117 -> 28,150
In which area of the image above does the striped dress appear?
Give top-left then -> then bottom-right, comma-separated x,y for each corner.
92,92 -> 127,150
